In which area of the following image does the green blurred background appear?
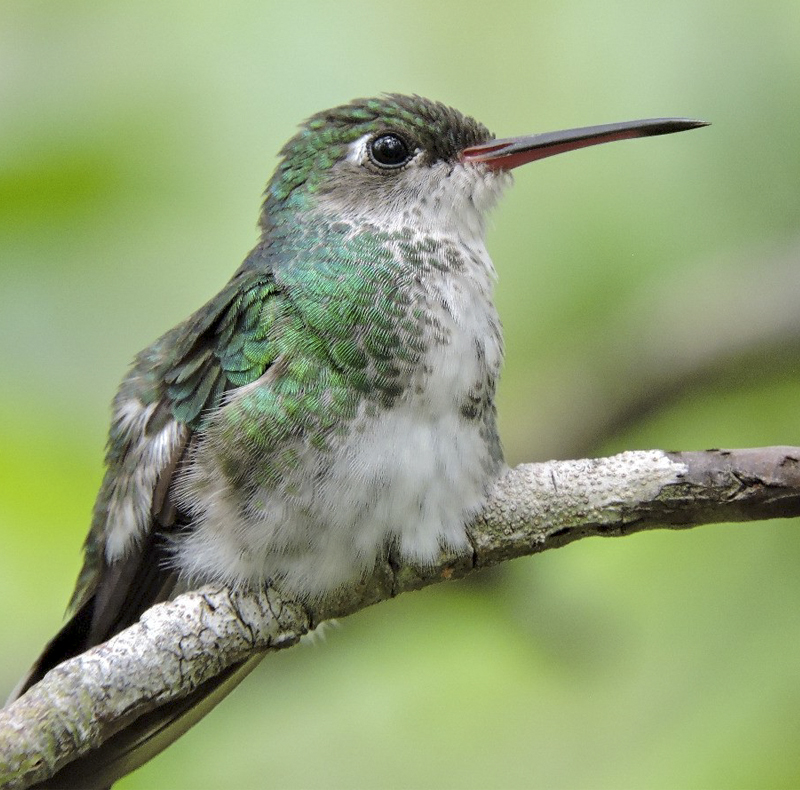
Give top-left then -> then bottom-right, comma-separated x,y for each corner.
2,1 -> 800,788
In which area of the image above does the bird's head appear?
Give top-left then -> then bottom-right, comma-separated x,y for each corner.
261,94 -> 505,240
260,93 -> 707,241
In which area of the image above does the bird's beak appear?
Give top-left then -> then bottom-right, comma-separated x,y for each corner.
461,118 -> 709,171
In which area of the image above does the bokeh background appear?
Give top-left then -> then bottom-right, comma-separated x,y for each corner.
2,1 -> 800,788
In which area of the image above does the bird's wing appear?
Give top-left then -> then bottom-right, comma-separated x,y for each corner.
11,263 -> 286,787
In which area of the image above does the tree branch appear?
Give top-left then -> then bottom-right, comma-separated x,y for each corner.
3,447 -> 800,789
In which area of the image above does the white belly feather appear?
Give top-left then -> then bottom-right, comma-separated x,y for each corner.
174,244 -> 504,599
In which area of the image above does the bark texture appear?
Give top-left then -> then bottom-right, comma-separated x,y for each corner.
2,447 -> 799,789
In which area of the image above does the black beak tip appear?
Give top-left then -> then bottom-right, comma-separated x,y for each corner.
643,118 -> 711,136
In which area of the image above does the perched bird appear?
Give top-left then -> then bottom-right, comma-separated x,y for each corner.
11,94 -> 706,787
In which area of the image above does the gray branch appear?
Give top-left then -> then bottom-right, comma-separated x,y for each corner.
3,447 -> 800,789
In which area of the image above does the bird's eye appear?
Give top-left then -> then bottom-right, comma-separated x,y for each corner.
368,134 -> 412,168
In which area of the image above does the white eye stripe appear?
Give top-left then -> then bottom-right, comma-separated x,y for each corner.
346,133 -> 372,164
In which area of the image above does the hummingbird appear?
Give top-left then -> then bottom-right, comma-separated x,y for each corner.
11,94 -> 706,788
